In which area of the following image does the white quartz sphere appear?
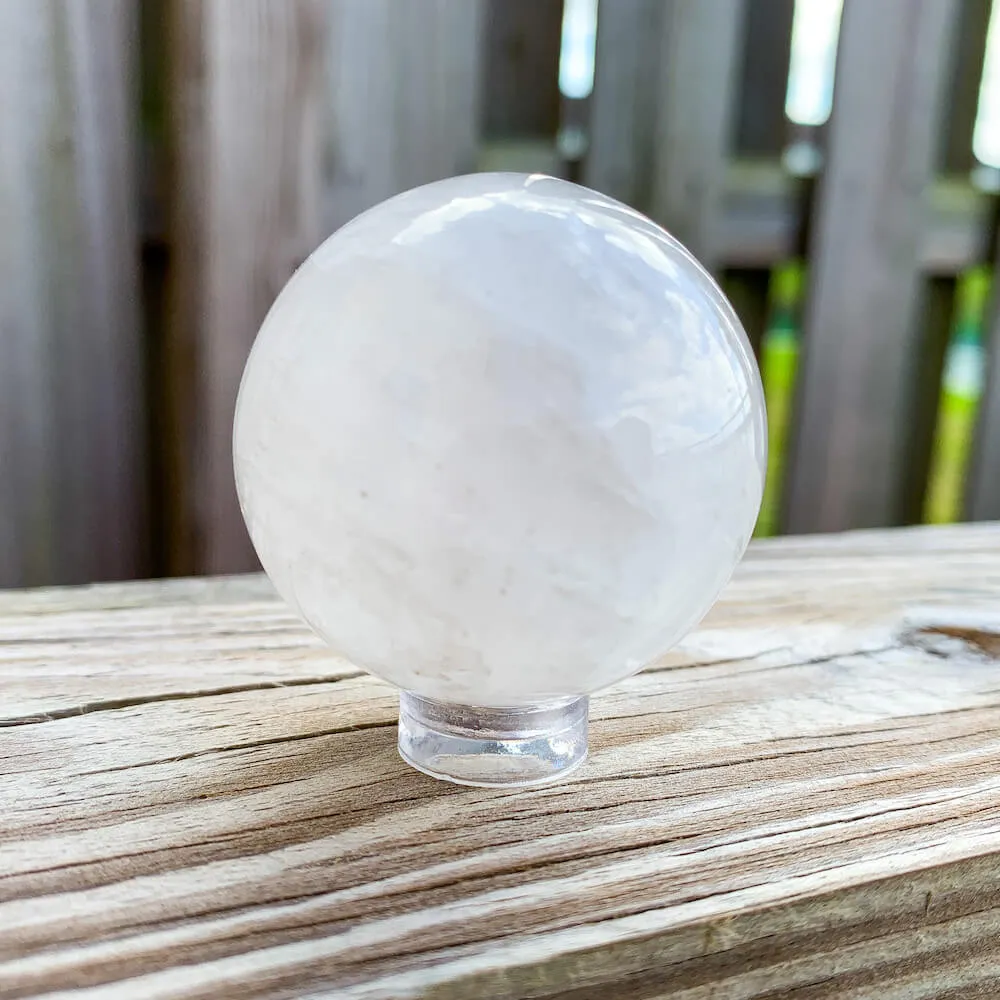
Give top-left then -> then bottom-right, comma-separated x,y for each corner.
234,173 -> 766,708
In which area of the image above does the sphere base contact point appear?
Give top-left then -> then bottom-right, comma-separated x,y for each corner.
398,692 -> 589,787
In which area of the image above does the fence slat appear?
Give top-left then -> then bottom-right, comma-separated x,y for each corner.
583,0 -> 661,209
968,287 -> 1000,520
902,0 -> 992,524
167,0 -> 326,575
0,0 -> 145,587
901,277 -> 958,524
325,0 -> 484,231
648,0 -> 745,268
782,0 -> 960,534
586,0 -> 744,270
481,0 -> 562,140
939,0 -> 991,173
722,0 -> 794,356
733,0 -> 794,156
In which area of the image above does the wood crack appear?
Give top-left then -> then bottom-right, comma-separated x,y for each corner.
82,718 -> 399,775
0,672 -> 366,728
642,644 -> 896,679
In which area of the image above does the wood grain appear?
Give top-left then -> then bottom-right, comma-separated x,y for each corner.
325,0 -> 484,232
782,0 -> 960,534
731,0 -> 794,157
937,0 -> 991,174
968,295 -> 1000,521
166,0 -> 327,576
722,0 -> 793,368
648,0 -> 744,270
585,0 -> 744,271
901,277 -> 957,525
480,0 -> 562,141
583,0 -> 662,209
2,523 -> 1000,997
0,0 -> 146,588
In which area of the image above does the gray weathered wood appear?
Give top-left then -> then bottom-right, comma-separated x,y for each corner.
722,0 -> 798,366
583,0 -> 662,209
783,0 -> 961,534
0,0 -> 146,588
480,0 -> 563,140
586,0 -> 744,270
733,0 -> 795,156
2,525 -> 1000,996
586,0 -> 745,269
902,277 -> 958,524
648,0 -> 745,268
911,0 -> 996,524
167,0 -> 327,575
325,0 -> 484,231
967,289 -> 1000,521
939,0 -> 991,173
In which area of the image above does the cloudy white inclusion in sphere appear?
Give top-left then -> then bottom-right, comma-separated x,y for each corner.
234,173 -> 766,708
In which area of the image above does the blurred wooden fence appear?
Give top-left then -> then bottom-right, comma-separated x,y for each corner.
1,0 -> 999,587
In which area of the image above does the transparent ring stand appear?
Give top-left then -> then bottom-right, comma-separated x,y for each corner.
397,693 -> 589,787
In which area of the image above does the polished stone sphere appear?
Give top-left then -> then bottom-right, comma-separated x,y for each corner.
234,173 -> 766,781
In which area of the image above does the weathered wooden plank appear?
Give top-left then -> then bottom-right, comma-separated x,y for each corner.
0,0 -> 146,588
783,0 -> 961,534
586,0 -> 745,269
480,0 -> 563,140
583,0 -> 743,268
648,0 -> 745,268
900,276 -> 959,524
325,0 -> 484,231
900,0 -> 992,524
965,187 -> 1000,521
722,0 -> 800,376
967,285 -> 1000,520
732,0 -> 795,156
583,0 -> 661,209
939,0 -> 991,173
166,0 -> 327,575
1,524 -> 1000,997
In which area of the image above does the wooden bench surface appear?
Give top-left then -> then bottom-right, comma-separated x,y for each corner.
3,524 -> 1000,998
